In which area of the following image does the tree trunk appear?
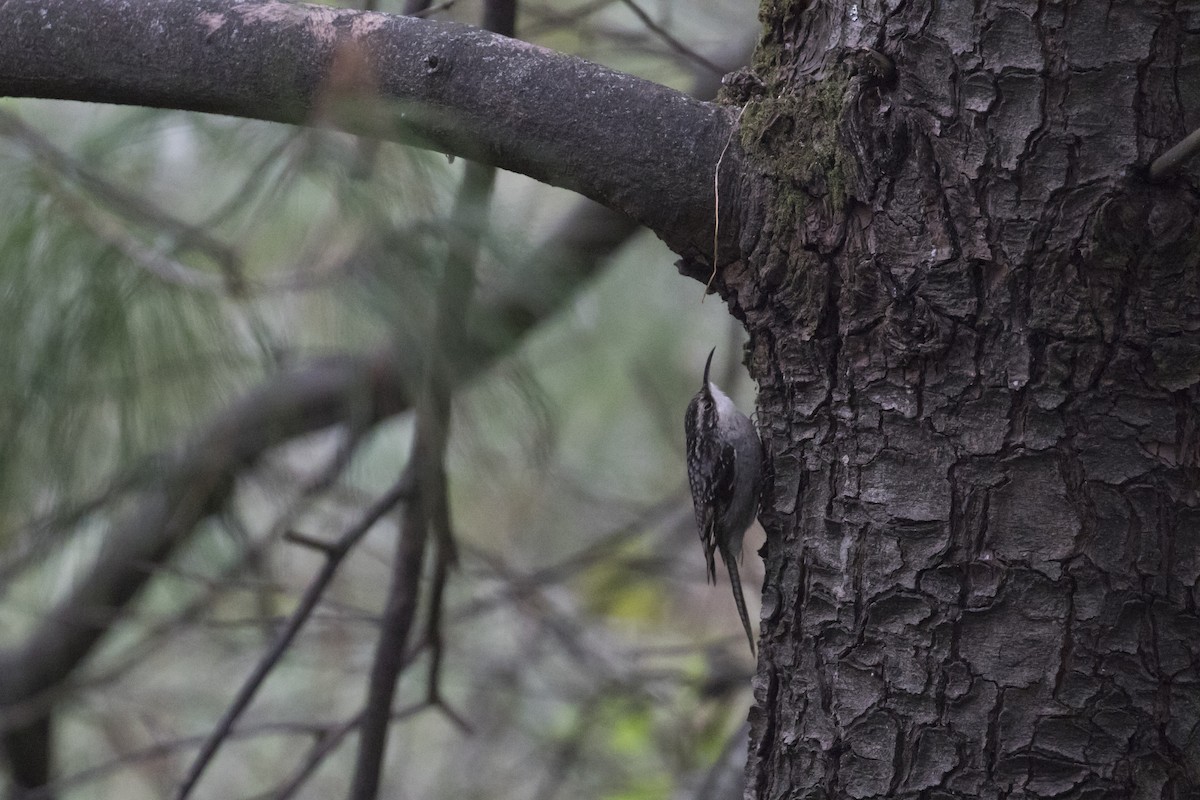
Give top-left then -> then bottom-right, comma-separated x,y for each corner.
1,0 -> 1197,796
726,1 -> 1200,797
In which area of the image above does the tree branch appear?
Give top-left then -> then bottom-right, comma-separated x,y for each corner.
0,351 -> 413,797
175,475 -> 415,799
348,469 -> 428,800
0,0 -> 742,260
0,27 -> 755,791
0,197 -> 642,797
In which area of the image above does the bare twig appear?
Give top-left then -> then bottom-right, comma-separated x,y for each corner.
270,714 -> 362,800
174,475 -> 414,799
403,0 -> 460,18
271,702 -> 431,800
459,494 -> 688,615
616,0 -> 727,76
0,191 -> 628,794
282,529 -> 338,556
520,0 -> 614,37
24,719 -> 338,799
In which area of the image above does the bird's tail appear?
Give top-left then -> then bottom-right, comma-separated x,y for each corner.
723,551 -> 756,657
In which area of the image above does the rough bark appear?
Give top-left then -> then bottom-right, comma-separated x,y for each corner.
0,0 -> 742,261
721,2 -> 1200,798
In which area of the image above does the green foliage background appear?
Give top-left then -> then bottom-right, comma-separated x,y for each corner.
0,1 -> 758,797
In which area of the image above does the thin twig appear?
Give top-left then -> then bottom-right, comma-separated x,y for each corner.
174,475 -> 414,800
408,0 -> 457,17
270,702 -> 431,800
24,719 -> 337,799
458,494 -> 687,614
616,0 -> 727,76
520,0 -> 613,37
282,529 -> 337,556
269,714 -> 361,800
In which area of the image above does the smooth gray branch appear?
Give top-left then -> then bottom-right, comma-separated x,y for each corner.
1149,126 -> 1200,181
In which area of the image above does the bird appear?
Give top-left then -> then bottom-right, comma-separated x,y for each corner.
684,347 -> 763,655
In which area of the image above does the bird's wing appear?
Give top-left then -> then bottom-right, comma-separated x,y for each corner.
697,439 -> 737,584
